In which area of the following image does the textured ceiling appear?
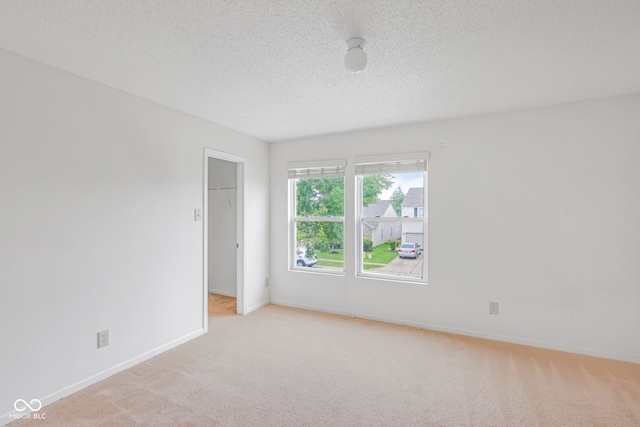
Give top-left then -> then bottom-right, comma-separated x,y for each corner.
1,1 -> 639,142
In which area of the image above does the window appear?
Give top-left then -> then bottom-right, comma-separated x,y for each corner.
356,155 -> 428,281
287,154 -> 428,282
289,161 -> 345,272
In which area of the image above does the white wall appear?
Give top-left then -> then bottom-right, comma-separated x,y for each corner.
270,94 -> 640,363
0,49 -> 270,422
208,158 -> 237,297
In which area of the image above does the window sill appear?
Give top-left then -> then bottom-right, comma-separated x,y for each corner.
289,267 -> 345,276
356,271 -> 428,285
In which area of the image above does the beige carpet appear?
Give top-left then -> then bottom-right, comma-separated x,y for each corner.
11,304 -> 640,426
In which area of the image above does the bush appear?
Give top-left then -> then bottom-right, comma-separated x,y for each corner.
305,246 -> 316,258
363,238 -> 373,252
313,241 -> 330,253
388,239 -> 401,251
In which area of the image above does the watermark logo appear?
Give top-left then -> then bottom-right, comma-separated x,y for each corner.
14,399 -> 42,412
10,399 -> 46,420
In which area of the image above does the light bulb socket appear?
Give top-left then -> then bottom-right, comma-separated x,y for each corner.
346,37 -> 365,50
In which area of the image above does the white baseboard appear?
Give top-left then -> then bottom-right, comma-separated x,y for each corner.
0,329 -> 204,426
408,322 -> 640,364
270,299 -> 349,318
245,299 -> 270,314
208,289 -> 237,297
270,299 -> 640,365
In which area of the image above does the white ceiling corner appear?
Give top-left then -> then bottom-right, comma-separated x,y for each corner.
1,0 -> 639,142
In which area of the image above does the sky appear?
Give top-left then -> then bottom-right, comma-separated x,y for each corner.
379,172 -> 424,200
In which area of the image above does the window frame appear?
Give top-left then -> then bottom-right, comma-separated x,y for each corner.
288,160 -> 346,274
355,153 -> 428,283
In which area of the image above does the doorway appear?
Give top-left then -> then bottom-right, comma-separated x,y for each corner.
203,149 -> 245,331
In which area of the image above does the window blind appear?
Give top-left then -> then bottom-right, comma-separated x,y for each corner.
288,161 -> 346,179
355,158 -> 427,175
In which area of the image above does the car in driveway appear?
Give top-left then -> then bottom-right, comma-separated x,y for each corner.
296,248 -> 317,267
397,243 -> 422,259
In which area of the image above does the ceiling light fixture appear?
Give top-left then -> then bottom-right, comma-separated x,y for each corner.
344,37 -> 367,73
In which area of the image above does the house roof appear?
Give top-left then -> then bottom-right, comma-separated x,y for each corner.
402,188 -> 424,206
363,200 -> 395,217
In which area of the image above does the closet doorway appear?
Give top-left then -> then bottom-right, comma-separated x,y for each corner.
203,149 -> 245,331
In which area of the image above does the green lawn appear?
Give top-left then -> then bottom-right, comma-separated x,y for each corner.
315,248 -> 344,269
316,249 -> 344,261
316,260 -> 344,268
363,242 -> 399,263
315,242 -> 398,269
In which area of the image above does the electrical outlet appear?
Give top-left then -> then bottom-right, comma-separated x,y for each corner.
98,330 -> 110,348
489,302 -> 499,315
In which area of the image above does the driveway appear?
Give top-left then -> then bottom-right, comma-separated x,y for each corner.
368,255 -> 424,277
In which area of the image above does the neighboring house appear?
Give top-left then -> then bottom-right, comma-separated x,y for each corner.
362,200 -> 401,247
401,188 -> 424,244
